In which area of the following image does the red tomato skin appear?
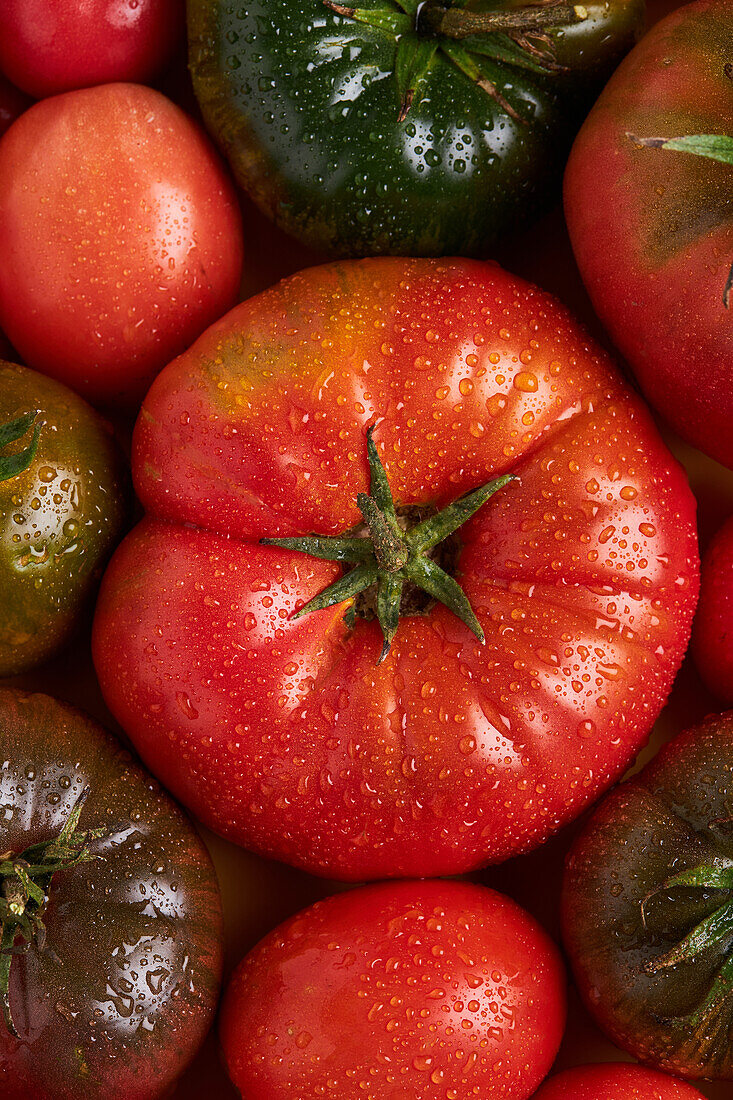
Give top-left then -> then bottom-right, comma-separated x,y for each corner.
692,515 -> 733,703
0,0 -> 182,98
533,1063 -> 706,1100
564,0 -> 733,468
0,83 -> 243,407
93,258 -> 699,880
220,880 -> 566,1100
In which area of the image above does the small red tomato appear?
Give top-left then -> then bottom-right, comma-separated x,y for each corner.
0,83 -> 243,407
220,880 -> 566,1100
534,1063 -> 706,1099
0,0 -> 183,98
693,514 -> 733,703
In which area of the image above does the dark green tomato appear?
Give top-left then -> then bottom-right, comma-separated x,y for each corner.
0,688 -> 223,1100
0,361 -> 127,676
562,711 -> 733,1080
187,0 -> 643,256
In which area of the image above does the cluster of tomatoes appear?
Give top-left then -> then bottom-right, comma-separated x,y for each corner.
0,0 -> 731,1098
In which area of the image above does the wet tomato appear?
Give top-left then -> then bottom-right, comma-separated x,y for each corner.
693,514 -> 733,704
0,0 -> 183,98
188,0 -> 643,257
0,687 -> 223,1100
534,1063 -> 706,1099
565,0 -> 733,468
563,711 -> 733,1079
93,258 -> 699,881
220,880 -> 566,1100
0,361 -> 127,676
0,83 -> 243,408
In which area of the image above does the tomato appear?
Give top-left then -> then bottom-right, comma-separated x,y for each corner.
0,687 -> 223,1100
187,0 -> 643,257
564,0 -> 733,469
0,0 -> 183,98
219,879 -> 565,1100
692,514 -> 733,704
0,72 -> 30,137
0,83 -> 243,408
92,258 -> 699,881
533,1064 -> 706,1099
563,710 -> 733,1080
0,360 -> 128,676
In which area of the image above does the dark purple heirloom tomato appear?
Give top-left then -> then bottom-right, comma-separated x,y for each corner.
563,711 -> 733,1080
0,688 -> 223,1100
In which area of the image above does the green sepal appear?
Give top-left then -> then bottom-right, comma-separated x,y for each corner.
292,561 -> 378,619
405,554 -> 485,643
376,573 -> 403,663
323,0 -> 411,36
261,534 -> 373,564
645,897 -> 733,974
0,411 -> 42,483
440,41 -> 525,122
395,33 -> 439,121
630,132 -> 733,165
357,492 -> 409,572
466,32 -> 562,76
365,425 -> 399,529
407,474 -> 514,553
0,921 -> 17,1037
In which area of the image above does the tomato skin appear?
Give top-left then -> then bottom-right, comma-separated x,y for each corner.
0,83 -> 243,408
188,0 -> 643,257
0,0 -> 183,98
220,880 -> 566,1100
93,258 -> 699,881
0,688 -> 223,1100
562,711 -> 733,1079
564,0 -> 733,468
692,515 -> 733,703
0,360 -> 128,676
533,1064 -> 706,1099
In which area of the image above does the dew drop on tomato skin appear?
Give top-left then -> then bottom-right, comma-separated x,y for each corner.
219,881 -> 565,1100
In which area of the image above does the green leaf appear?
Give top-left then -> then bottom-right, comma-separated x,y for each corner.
629,132 -> 733,166
323,0 -> 411,36
395,33 -> 439,121
291,561 -> 378,619
0,417 -> 41,483
261,534 -> 373,564
406,554 -> 485,643
407,473 -> 514,553
465,32 -> 561,76
440,41 -> 526,123
0,410 -> 39,449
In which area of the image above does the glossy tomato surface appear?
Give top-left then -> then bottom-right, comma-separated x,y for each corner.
0,83 -> 243,408
188,0 -> 643,257
0,360 -> 128,676
564,0 -> 733,468
220,880 -> 565,1100
0,688 -> 223,1100
93,258 -> 699,881
692,514 -> 733,703
563,711 -> 733,1079
0,0 -> 183,98
534,1063 -> 706,1099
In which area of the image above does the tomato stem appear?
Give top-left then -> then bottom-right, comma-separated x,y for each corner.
261,425 -> 513,662
0,788 -> 103,1037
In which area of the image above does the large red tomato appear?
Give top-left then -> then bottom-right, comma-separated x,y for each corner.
564,0 -> 733,468
534,1064 -> 706,1099
219,880 -> 566,1100
0,83 -> 243,408
93,258 -> 699,880
0,0 -> 182,98
692,513 -> 733,703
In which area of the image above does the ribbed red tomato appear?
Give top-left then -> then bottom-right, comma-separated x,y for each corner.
220,880 -> 566,1100
93,258 -> 699,880
693,514 -> 733,703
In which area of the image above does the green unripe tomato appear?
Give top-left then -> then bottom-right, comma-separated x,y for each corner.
188,0 -> 644,256
0,361 -> 127,675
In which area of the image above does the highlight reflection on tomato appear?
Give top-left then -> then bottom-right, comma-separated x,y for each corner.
93,258 -> 699,881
